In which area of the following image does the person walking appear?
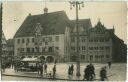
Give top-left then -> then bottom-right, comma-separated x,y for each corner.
89,63 -> 95,80
83,65 -> 90,81
40,64 -> 43,76
108,61 -> 111,68
53,65 -> 56,79
100,66 -> 108,81
44,63 -> 47,74
37,64 -> 40,75
68,65 -> 71,79
70,64 -> 74,75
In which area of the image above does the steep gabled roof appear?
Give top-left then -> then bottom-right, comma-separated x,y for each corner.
7,39 -> 14,46
2,31 -> 7,44
14,11 -> 70,38
69,19 -> 92,33
14,11 -> 92,38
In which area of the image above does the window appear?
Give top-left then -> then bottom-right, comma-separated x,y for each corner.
82,46 -> 86,50
42,47 -> 45,52
71,37 -> 75,42
99,38 -> 102,42
101,55 -> 104,58
56,36 -> 59,42
106,55 -> 110,58
79,47 -> 81,50
105,46 -> 110,50
32,38 -> 34,43
81,55 -> 85,60
100,47 -> 104,50
32,48 -> 34,52
95,47 -> 98,50
95,55 -> 98,58
49,47 -> 53,52
94,38 -> 97,42
45,42 -> 48,45
89,47 -> 94,50
90,55 -> 93,60
22,39 -> 25,43
20,48 -> 24,52
89,47 -> 91,50
35,47 -> 39,52
101,38 -> 104,42
71,46 -> 75,50
105,38 -> 109,42
89,39 -> 93,42
27,48 -> 30,53
55,47 -> 59,50
49,37 -> 52,42
27,38 -> 30,43
42,37 -> 45,42
17,39 -> 20,44
81,37 -> 86,42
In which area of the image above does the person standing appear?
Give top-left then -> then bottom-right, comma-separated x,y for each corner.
70,64 -> 74,75
100,66 -> 108,81
83,65 -> 90,81
40,64 -> 43,76
68,65 -> 71,78
44,63 -> 47,73
53,65 -> 56,79
89,63 -> 95,80
37,64 -> 40,75
108,61 -> 111,68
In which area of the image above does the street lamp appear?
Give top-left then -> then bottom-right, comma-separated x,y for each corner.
69,1 -> 84,76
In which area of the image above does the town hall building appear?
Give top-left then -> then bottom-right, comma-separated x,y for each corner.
13,8 -> 126,63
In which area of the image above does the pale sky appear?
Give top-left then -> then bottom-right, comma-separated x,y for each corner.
2,1 -> 127,43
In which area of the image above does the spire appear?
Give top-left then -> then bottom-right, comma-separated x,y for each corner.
28,13 -> 31,16
44,1 -> 48,14
97,18 -> 102,27
95,18 -> 104,28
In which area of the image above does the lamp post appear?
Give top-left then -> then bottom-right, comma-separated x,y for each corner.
69,1 -> 84,76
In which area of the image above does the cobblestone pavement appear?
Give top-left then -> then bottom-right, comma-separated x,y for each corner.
2,63 -> 126,81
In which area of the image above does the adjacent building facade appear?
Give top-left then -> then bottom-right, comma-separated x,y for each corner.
66,20 -> 113,62
13,10 -> 126,63
2,31 -> 8,57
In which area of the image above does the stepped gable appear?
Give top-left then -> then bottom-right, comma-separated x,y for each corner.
14,11 -> 70,38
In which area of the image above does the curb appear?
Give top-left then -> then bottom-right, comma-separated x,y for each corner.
2,74 -> 92,81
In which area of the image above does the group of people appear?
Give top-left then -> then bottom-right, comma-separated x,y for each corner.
37,63 -> 47,76
68,64 -> 74,76
37,63 -> 56,79
83,63 -> 95,81
83,62 -> 111,81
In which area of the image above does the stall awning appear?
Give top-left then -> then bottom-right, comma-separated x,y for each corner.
21,58 -> 39,62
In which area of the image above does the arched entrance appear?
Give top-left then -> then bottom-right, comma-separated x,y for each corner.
21,56 -> 25,59
46,56 -> 54,63
34,56 -> 38,58
28,56 -> 32,58
40,56 -> 45,61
